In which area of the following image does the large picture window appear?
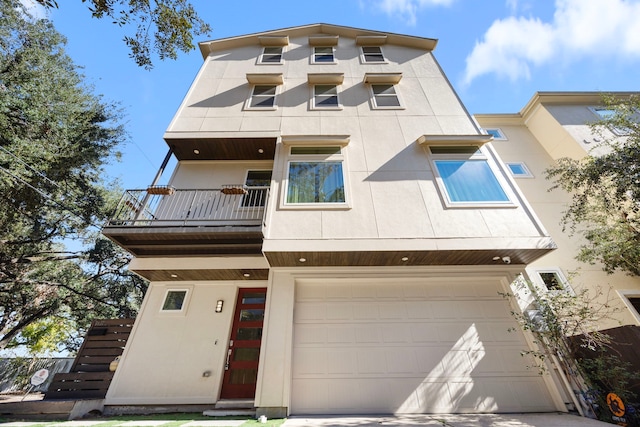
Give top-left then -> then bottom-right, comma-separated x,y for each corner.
285,146 -> 346,205
429,146 -> 511,206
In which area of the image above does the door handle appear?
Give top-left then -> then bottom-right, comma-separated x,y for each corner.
225,348 -> 232,370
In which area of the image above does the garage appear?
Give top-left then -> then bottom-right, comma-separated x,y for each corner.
290,277 -> 559,414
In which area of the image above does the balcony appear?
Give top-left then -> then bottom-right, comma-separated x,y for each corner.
102,186 -> 269,256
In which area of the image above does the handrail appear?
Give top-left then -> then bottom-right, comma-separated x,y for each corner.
106,187 -> 269,228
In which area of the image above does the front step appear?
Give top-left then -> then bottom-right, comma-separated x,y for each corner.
214,399 -> 254,409
203,399 -> 255,417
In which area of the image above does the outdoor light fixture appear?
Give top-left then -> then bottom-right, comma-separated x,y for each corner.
193,149 -> 200,154
401,257 -> 409,262
170,274 -> 178,278
215,300 -> 224,313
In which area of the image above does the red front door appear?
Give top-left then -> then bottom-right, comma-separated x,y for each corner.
220,288 -> 267,399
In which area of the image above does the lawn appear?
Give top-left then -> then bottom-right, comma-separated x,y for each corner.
0,413 -> 286,427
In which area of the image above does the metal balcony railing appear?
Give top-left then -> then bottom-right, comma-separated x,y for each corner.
106,186 -> 269,228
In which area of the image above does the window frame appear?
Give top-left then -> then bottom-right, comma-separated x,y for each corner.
259,46 -> 284,64
360,46 -> 386,63
241,169 -> 272,208
245,84 -> 279,110
428,145 -> 514,208
530,268 -> 573,294
588,106 -> 631,136
282,145 -> 349,209
312,46 -> 336,64
161,288 -> 190,313
311,84 -> 342,110
506,162 -> 534,178
369,83 -> 402,110
618,290 -> 640,325
485,128 -> 507,140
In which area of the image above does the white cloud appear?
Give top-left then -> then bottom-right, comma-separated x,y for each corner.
373,0 -> 455,26
20,0 -> 48,19
463,0 -> 640,85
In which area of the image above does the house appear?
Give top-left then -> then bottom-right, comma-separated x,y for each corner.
475,92 -> 640,331
101,24 -> 569,417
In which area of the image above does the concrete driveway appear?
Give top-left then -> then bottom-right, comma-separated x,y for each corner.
282,413 -> 612,426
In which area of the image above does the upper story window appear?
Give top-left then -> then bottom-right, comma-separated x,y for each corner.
247,84 -> 278,109
371,84 -> 400,108
313,46 -> 335,64
428,145 -> 512,207
361,46 -> 386,63
506,162 -> 534,178
285,146 -> 346,206
313,84 -> 340,109
485,128 -> 507,140
589,106 -> 630,136
260,46 -> 284,64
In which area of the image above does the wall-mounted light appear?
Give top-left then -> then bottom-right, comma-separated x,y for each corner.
193,149 -> 200,155
215,300 -> 224,313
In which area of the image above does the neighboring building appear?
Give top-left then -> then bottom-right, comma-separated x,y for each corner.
475,92 -> 640,331
102,24 -> 569,416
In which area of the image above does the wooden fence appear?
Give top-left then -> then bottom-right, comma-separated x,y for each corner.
44,318 -> 134,400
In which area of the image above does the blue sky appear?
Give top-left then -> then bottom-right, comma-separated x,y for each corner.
24,0 -> 640,188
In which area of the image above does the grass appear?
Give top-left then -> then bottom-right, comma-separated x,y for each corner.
0,413 -> 286,427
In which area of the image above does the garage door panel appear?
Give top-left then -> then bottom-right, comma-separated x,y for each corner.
291,280 -> 557,414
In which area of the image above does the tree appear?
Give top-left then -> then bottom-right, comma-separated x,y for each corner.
34,0 -> 211,69
0,0 -> 147,353
546,94 -> 640,277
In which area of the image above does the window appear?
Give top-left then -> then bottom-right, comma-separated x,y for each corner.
313,84 -> 340,109
285,146 -> 346,205
371,84 -> 401,108
531,268 -> 571,292
361,46 -> 385,63
162,290 -> 188,311
429,146 -> 511,206
247,85 -> 277,109
485,128 -> 507,140
259,46 -> 283,64
242,170 -> 272,207
589,106 -> 630,136
506,162 -> 533,178
313,46 -> 335,63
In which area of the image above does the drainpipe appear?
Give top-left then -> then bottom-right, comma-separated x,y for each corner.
134,147 -> 173,221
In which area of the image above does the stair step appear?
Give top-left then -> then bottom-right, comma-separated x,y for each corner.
214,399 -> 254,409
203,409 -> 256,417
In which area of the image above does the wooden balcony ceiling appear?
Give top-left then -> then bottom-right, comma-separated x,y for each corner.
166,137 -> 277,160
264,248 -> 554,267
103,226 -> 264,257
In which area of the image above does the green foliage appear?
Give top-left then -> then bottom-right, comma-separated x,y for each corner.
503,277 -> 637,420
35,0 -> 211,69
546,94 -> 640,276
0,0 -> 147,353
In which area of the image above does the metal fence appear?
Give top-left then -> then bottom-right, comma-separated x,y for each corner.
0,358 -> 74,394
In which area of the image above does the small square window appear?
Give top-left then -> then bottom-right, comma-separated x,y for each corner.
506,162 -> 533,178
361,46 -> 385,63
162,290 -> 187,311
260,47 -> 283,64
313,84 -> 340,109
247,85 -> 277,109
371,84 -> 401,109
313,46 -> 335,63
485,128 -> 507,140
429,146 -> 511,206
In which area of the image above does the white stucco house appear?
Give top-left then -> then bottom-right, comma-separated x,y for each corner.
101,24 -> 570,417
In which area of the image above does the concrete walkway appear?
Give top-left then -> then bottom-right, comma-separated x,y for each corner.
282,413 -> 612,426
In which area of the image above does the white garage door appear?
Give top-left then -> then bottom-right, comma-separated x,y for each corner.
291,278 -> 558,415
